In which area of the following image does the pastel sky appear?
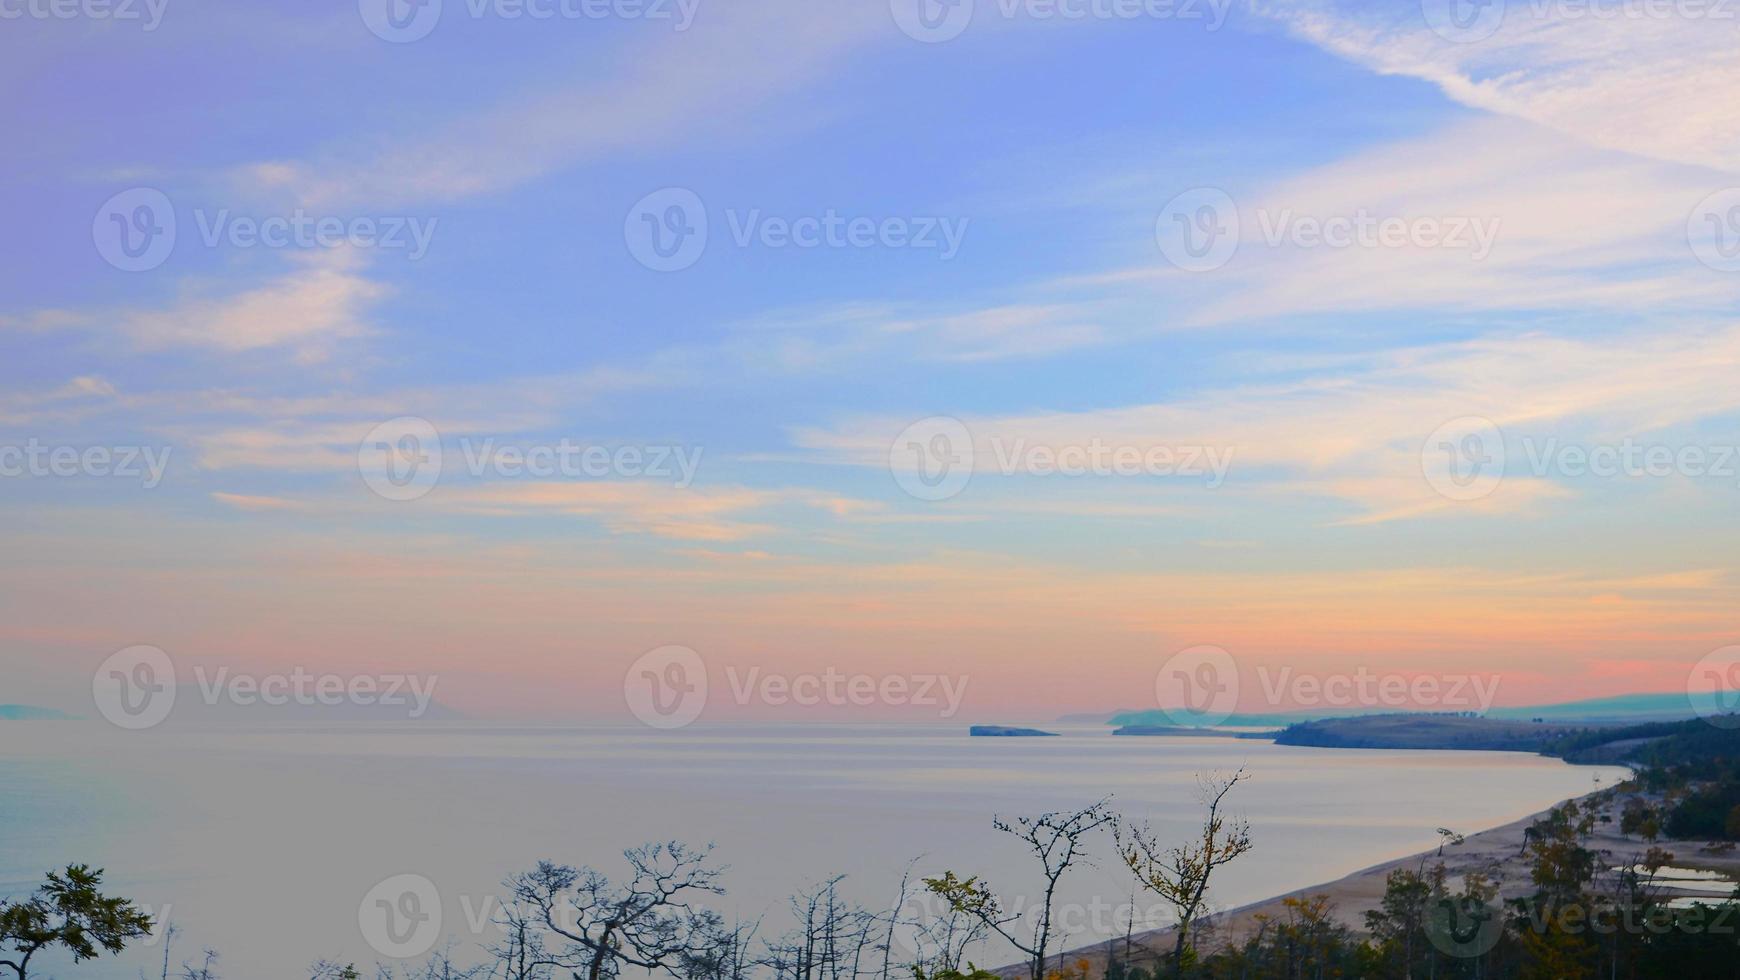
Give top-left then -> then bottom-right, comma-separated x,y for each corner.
4,0 -> 1739,721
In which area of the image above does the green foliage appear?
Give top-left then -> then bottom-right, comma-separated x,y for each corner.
913,965 -> 1000,980
0,864 -> 153,980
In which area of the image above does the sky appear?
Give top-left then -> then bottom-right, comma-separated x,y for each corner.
3,0 -> 1739,723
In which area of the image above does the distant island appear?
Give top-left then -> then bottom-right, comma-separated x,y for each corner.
1271,713 -> 1588,751
969,725 -> 1058,737
0,704 -> 74,720
1107,691 -> 1701,731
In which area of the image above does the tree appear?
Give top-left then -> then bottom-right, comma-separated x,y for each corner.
1512,802 -> 1598,980
507,842 -> 728,980
1115,770 -> 1252,977
0,864 -> 152,980
925,799 -> 1115,980
762,876 -> 876,980
1364,865 -> 1435,979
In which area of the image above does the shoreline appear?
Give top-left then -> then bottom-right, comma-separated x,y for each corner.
1008,781 -> 1740,978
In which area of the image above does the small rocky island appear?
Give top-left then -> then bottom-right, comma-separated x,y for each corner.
969,725 -> 1059,737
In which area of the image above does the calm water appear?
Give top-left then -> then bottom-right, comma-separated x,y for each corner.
0,723 -> 1625,978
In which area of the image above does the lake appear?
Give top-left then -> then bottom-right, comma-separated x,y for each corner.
0,722 -> 1627,978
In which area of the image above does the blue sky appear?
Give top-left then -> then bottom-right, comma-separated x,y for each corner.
4,0 -> 1740,718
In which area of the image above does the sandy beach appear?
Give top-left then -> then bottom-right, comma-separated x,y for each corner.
1027,787 -> 1740,975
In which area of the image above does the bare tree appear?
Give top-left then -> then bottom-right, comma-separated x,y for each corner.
926,799 -> 1116,980
486,895 -> 553,980
1115,770 -> 1252,977
763,877 -> 875,980
682,918 -> 759,980
507,842 -> 727,980
149,921 -> 181,980
178,948 -> 218,980
887,864 -> 985,978
373,945 -> 488,980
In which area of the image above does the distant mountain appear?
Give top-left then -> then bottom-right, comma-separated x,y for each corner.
1107,692 -> 1700,729
1109,708 -> 1365,728
0,704 -> 75,720
1055,711 -> 1125,723
1485,692 -> 1699,723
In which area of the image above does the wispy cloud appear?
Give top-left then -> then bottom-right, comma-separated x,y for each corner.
796,323 -> 1740,523
243,0 -> 890,209
1257,0 -> 1740,172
